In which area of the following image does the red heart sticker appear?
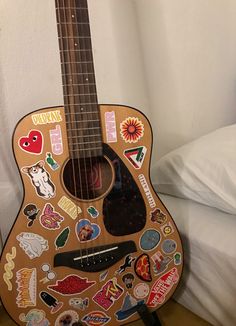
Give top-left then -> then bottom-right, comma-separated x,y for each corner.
19,130 -> 43,154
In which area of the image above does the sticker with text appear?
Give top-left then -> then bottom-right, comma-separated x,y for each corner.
92,277 -> 124,311
17,232 -> 48,259
21,161 -> 55,199
50,124 -> 63,155
23,203 -> 40,227
18,130 -> 43,155
48,275 -> 95,295
161,222 -> 174,237
151,251 -> 172,275
105,111 -> 117,143
3,247 -> 16,291
115,293 -> 144,321
120,117 -> 144,143
134,254 -> 152,282
40,203 -> 64,230
161,239 -> 177,255
16,268 -> 37,308
19,309 -> 49,326
39,264 -> 56,284
82,311 -> 111,326
32,110 -> 62,125
150,208 -> 167,225
40,291 -> 63,314
45,152 -> 59,170
55,227 -> 70,250
133,283 -> 149,299
69,297 -> 89,310
138,174 -> 156,208
76,219 -> 101,242
55,310 -> 79,326
140,229 -> 161,251
123,146 -> 147,169
115,255 -> 135,275
147,267 -> 179,307
122,273 -> 134,289
58,196 -> 82,219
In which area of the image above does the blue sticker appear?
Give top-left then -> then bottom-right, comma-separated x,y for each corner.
139,229 -> 161,251
115,293 -> 144,321
161,239 -> 177,254
76,219 -> 101,242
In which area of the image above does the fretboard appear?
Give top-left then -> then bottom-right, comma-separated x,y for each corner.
55,0 -> 102,158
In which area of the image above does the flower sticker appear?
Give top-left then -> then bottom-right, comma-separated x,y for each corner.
120,117 -> 144,143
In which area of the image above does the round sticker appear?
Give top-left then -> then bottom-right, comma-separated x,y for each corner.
161,239 -> 177,254
140,229 -> 161,251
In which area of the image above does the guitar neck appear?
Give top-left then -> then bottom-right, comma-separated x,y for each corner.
55,0 -> 103,158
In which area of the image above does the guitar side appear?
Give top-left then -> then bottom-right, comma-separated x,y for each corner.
0,104 -> 183,326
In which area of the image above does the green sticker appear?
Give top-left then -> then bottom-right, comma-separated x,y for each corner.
55,227 -> 70,250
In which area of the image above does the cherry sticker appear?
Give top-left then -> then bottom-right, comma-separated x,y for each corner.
19,130 -> 43,154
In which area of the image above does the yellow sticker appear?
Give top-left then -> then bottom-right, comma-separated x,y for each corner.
58,196 -> 82,220
3,247 -> 16,291
32,110 -> 62,125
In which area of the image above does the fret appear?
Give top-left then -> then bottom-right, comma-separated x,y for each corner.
63,84 -> 97,95
58,37 -> 92,51
69,147 -> 103,151
68,140 -> 102,146
61,50 -> 93,63
67,134 -> 101,138
61,62 -> 94,76
59,36 -> 91,39
64,94 -> 97,103
65,111 -> 98,115
64,93 -> 96,96
67,127 -> 100,131
56,8 -> 89,24
56,0 -> 88,9
64,103 -> 98,110
65,119 -> 100,124
62,73 -> 96,85
58,23 -> 91,38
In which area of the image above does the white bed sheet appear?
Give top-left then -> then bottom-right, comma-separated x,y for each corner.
158,193 -> 236,326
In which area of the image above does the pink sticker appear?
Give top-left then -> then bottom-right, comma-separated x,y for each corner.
50,125 -> 63,155
92,277 -> 124,311
105,111 -> 117,143
40,204 -> 64,230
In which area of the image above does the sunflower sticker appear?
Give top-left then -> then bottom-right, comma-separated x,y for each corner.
120,117 -> 144,143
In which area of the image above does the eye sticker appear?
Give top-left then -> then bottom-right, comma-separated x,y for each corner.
18,130 -> 43,155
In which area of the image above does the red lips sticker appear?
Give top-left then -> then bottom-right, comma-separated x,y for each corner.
19,130 -> 43,154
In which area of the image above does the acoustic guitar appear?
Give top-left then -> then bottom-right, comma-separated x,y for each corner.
0,1 -> 183,325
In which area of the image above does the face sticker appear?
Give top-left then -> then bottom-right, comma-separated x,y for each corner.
39,204 -> 64,230
48,275 -> 95,295
174,252 -> 182,265
23,204 -> 40,227
16,268 -> 37,308
82,311 -> 111,326
3,247 -> 16,291
161,222 -> 174,237
39,264 -> 56,284
58,196 -> 82,220
99,270 -> 108,282
19,309 -> 49,326
134,283 -> 149,299
122,273 -> 134,289
147,267 -> 179,307
161,239 -> 177,255
115,293 -> 144,321
92,277 -> 124,311
150,208 -> 167,225
32,110 -> 62,125
40,291 -> 63,314
151,251 -> 172,275
120,117 -> 144,143
17,232 -> 48,259
21,161 -> 56,199
123,146 -> 147,169
45,152 -> 59,170
135,254 -> 152,282
115,255 -> 135,275
138,174 -> 156,208
55,310 -> 79,326
50,124 -> 63,155
76,219 -> 101,242
18,130 -> 43,155
69,297 -> 89,310
105,111 -> 117,143
87,206 -> 99,218
140,229 -> 161,251
55,227 -> 70,250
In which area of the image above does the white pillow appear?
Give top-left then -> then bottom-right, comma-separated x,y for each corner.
153,124 -> 236,214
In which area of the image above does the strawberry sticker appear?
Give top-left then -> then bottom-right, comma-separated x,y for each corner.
19,130 -> 43,155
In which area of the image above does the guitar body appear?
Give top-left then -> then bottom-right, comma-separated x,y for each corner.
0,104 -> 183,326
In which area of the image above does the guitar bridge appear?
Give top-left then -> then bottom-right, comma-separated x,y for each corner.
54,240 -> 137,272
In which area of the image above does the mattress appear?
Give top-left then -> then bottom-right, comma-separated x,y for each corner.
158,193 -> 236,326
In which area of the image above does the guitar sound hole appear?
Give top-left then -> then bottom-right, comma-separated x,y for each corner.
63,156 -> 113,200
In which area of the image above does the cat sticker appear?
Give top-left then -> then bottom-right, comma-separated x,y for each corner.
21,161 -> 55,199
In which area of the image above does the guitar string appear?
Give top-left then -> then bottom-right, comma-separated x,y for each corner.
76,0 -> 99,264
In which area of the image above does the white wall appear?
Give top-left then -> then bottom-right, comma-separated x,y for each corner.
134,0 -> 236,159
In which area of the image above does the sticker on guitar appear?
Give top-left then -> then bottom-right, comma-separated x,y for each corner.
120,117 -> 144,143
18,130 -> 43,155
21,161 -> 56,199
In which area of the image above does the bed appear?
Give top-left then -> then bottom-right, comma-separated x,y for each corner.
152,123 -> 236,326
